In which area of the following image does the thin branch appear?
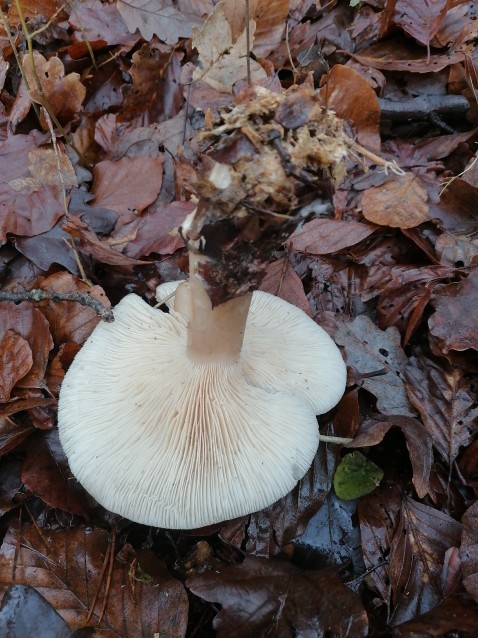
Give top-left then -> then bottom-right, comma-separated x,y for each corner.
245,0 -> 251,85
0,290 -> 114,322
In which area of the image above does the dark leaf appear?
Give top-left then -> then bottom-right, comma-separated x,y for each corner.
288,219 -> 377,255
393,593 -> 478,637
0,331 -> 33,402
187,553 -> 368,637
259,258 -> 310,316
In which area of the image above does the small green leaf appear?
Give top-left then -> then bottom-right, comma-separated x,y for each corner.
333,451 -> 383,500
350,0 -> 361,6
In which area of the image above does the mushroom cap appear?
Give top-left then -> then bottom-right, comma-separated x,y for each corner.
58,287 -> 346,529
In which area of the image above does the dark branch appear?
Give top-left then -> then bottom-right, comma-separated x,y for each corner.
0,290 -> 114,322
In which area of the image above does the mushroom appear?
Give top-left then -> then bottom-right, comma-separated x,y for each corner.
58,266 -> 346,530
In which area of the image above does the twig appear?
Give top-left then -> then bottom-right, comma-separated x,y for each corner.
0,290 -> 114,322
98,525 -> 116,624
349,140 -> 406,176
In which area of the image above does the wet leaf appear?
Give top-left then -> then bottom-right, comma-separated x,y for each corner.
404,354 -> 478,465
389,497 -> 461,624
461,500 -> 478,603
334,451 -> 383,500
0,584 -> 82,638
394,593 -> 478,636
187,553 -> 368,637
361,173 -> 429,229
348,416 -> 433,498
335,315 -> 415,416
0,524 -> 188,637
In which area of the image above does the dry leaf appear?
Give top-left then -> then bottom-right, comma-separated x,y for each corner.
0,331 -> 33,402
259,258 -> 311,316
21,52 -> 86,128
361,173 -> 429,228
192,5 -> 266,92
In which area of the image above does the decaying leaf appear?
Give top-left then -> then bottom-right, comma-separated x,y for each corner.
0,524 -> 189,637
117,0 -> 210,44
288,218 -> 377,255
361,173 -> 429,229
335,315 -> 415,416
259,258 -> 310,316
192,5 -> 266,92
0,331 -> 33,402
187,552 -> 368,637
393,0 -> 451,48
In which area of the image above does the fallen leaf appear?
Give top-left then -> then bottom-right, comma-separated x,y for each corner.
22,433 -> 90,519
21,52 -> 86,128
0,524 -> 189,637
122,200 -> 194,258
361,173 -> 429,228
334,451 -> 384,500
461,500 -> 478,603
259,258 -> 310,316
394,593 -> 478,636
117,0 -> 209,44
187,553 -> 368,637
324,64 -> 381,151
0,331 -> 33,402
405,354 -> 478,465
69,0 -> 139,47
351,42 -> 463,72
288,218 -> 377,255
393,0 -> 451,48
37,271 -> 110,346
0,584 -> 82,638
428,270 -> 478,353
348,416 -> 433,498
15,222 -> 80,274
389,497 -> 461,624
92,156 -> 164,217
0,459 -> 22,516
0,134 -> 66,243
191,5 -> 266,93
335,315 -> 415,416
0,302 -> 53,390
221,0 -> 289,58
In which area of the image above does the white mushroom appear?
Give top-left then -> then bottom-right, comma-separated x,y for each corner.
58,274 -> 346,529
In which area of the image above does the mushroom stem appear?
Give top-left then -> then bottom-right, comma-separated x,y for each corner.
319,435 -> 353,445
174,254 -> 252,363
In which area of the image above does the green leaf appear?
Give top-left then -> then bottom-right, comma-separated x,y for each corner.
333,452 -> 383,500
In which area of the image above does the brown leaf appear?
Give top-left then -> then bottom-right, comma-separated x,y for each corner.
21,52 -> 86,128
288,218 -> 377,255
22,433 -> 90,519
393,0 -> 451,47
117,0 -> 209,44
0,331 -> 33,402
69,0 -> 139,47
37,272 -> 110,346
187,553 -> 368,637
46,343 -> 80,396
191,5 -> 266,93
394,594 -> 478,636
221,0 -> 289,58
461,500 -> 478,603
0,417 -> 33,457
428,270 -> 478,352
359,485 -> 402,603
123,200 -> 194,258
335,315 -> 415,416
361,173 -> 429,229
120,43 -> 184,126
92,156 -> 164,217
259,258 -> 310,316
323,64 -> 381,151
0,302 -> 53,390
220,446 -> 336,557
351,42 -> 463,72
0,134 -> 66,243
62,216 -> 148,266
390,497 -> 461,624
404,354 -> 478,465
0,524 -> 189,637
348,416 -> 432,498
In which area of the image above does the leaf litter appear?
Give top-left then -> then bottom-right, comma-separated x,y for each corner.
0,0 -> 478,636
